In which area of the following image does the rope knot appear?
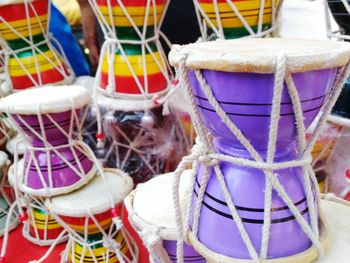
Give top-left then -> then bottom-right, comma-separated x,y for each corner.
112,217 -> 124,231
140,229 -> 162,252
103,236 -> 121,251
198,155 -> 219,167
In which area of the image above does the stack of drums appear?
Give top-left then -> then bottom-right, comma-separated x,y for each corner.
0,0 -> 74,92
167,38 -> 350,262
193,0 -> 281,40
0,85 -> 138,262
86,0 -> 188,184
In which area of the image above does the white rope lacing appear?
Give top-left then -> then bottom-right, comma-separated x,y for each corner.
88,0 -> 181,149
324,0 -> 350,41
172,53 -> 350,263
193,0 -> 284,40
0,0 -> 74,91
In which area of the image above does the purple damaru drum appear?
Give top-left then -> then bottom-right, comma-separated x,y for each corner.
13,110 -> 93,190
0,85 -> 95,196
169,38 -> 350,260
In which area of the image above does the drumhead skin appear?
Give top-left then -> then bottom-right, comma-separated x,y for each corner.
132,170 -> 192,231
47,168 -> 133,217
0,85 -> 90,114
169,38 -> 350,73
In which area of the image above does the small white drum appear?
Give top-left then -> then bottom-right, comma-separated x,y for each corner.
46,168 -> 138,263
0,85 -> 97,197
125,170 -> 205,263
7,163 -> 67,246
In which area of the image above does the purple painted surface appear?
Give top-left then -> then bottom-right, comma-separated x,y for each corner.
163,240 -> 206,263
189,68 -> 337,152
187,68 -> 338,259
12,110 -> 93,190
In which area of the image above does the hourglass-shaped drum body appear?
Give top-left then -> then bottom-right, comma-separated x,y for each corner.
0,0 -> 73,90
0,86 -> 95,197
196,0 -> 279,39
169,38 -> 350,260
46,169 -> 137,263
94,0 -> 169,96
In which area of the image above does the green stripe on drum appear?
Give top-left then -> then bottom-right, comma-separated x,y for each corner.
7,34 -> 47,50
114,26 -> 155,40
9,42 -> 51,59
221,23 -> 272,38
116,42 -> 158,56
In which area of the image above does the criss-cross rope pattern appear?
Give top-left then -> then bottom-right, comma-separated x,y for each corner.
325,0 -> 350,41
193,0 -> 284,40
0,0 -> 74,91
171,53 -> 350,263
45,208 -> 138,263
4,102 -> 96,197
88,0 -> 172,98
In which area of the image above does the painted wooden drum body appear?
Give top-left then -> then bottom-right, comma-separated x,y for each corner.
0,0 -> 73,91
0,85 -> 96,197
92,0 -> 169,97
169,38 -> 350,261
46,169 -> 137,263
194,0 -> 280,39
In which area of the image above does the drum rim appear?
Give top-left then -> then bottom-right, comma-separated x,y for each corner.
8,158 -> 98,197
186,195 -> 350,263
125,170 -> 193,241
169,38 -> 350,74
46,168 -> 133,217
0,151 -> 8,170
5,134 -> 27,156
0,85 -> 90,115
96,89 -> 168,111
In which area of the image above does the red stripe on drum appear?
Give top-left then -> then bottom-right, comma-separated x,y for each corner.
10,67 -> 68,90
0,0 -> 49,22
100,72 -> 167,95
95,0 -> 166,7
29,225 -> 65,240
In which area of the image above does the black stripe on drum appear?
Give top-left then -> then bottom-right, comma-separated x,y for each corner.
27,153 -> 87,172
33,218 -> 58,223
194,93 -> 327,106
204,7 -> 272,15
207,12 -> 272,21
194,191 -> 309,224
195,178 -> 307,212
168,254 -> 205,262
196,104 -> 323,117
19,119 -> 71,130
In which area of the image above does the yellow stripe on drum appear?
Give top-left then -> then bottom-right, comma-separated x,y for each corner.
8,50 -> 64,76
31,213 -> 61,230
206,12 -> 273,28
199,0 -> 276,13
97,6 -> 165,27
101,52 -> 165,77
67,218 -> 113,235
0,15 -> 48,40
70,231 -> 129,263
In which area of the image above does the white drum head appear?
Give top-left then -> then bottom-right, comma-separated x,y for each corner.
328,114 -> 350,128
0,85 -> 90,114
169,38 -> 350,74
0,151 -> 8,168
129,170 -> 192,236
47,168 -> 133,217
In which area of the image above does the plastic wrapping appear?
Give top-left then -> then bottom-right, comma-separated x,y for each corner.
83,105 -> 188,184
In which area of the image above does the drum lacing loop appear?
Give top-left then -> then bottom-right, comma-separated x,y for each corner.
198,155 -> 219,167
102,236 -> 126,263
140,228 -> 162,252
112,216 -> 124,231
